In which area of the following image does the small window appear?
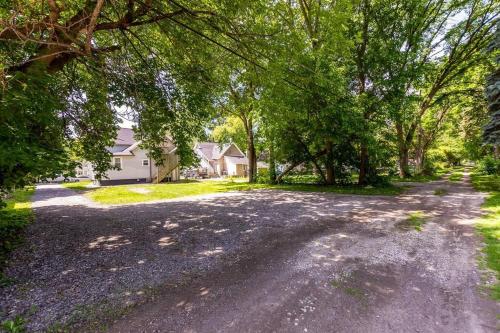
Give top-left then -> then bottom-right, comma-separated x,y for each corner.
142,159 -> 149,166
113,157 -> 121,169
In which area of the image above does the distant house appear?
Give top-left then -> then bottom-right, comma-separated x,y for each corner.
78,128 -> 180,185
194,142 -> 248,177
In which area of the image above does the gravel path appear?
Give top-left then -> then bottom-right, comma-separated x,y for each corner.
0,174 -> 498,332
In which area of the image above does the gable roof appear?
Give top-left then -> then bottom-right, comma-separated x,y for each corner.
115,128 -> 135,146
196,142 -> 218,160
195,142 -> 246,161
219,143 -> 245,158
109,128 -> 177,156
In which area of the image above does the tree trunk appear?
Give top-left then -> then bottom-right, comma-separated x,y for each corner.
414,125 -> 426,175
399,146 -> 410,178
396,122 -> 410,178
494,145 -> 500,159
325,141 -> 335,185
414,147 -> 425,175
269,141 -> 276,184
358,143 -> 369,185
246,118 -> 257,183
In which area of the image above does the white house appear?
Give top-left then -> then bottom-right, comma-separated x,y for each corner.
194,142 -> 248,177
78,128 -> 180,185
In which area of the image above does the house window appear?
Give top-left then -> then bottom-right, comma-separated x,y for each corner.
142,159 -> 149,166
113,157 -> 122,169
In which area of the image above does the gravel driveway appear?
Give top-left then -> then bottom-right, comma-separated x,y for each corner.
0,174 -> 498,332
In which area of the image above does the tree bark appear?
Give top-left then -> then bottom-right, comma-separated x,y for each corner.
396,122 -> 410,178
268,140 -> 276,184
399,146 -> 410,178
414,147 -> 425,175
325,141 -> 335,185
246,118 -> 257,183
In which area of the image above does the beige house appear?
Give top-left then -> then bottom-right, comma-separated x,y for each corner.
79,128 -> 179,185
194,142 -> 248,177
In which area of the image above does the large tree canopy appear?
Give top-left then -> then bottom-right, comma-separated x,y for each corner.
0,0 -> 261,190
0,0 -> 499,195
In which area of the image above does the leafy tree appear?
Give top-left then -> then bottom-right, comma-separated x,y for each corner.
484,22 -> 500,156
0,0 -> 257,193
214,68 -> 261,182
212,116 -> 248,153
262,0 -> 359,185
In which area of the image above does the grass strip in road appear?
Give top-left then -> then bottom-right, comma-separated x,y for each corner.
470,173 -> 500,300
396,211 -> 426,231
434,188 -> 448,196
448,172 -> 463,182
0,187 -> 35,286
81,180 -> 403,205
392,174 -> 441,183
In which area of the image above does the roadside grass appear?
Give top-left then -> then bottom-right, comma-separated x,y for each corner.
0,187 -> 35,286
391,174 -> 441,183
62,180 -> 92,191
470,173 -> 500,300
448,172 -> 463,182
1,315 -> 26,333
83,180 -> 403,205
434,188 -> 448,196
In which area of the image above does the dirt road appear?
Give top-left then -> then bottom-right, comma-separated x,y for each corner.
1,174 -> 498,332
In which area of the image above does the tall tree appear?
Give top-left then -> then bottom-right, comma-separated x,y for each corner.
0,0 -> 256,193
484,22 -> 500,156
262,0 -> 358,185
216,69 -> 260,182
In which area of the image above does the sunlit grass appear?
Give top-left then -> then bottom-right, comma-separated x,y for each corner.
0,187 -> 35,285
62,180 -> 92,191
448,172 -> 463,182
392,174 -> 441,183
83,180 -> 403,205
471,173 -> 500,300
406,211 -> 426,231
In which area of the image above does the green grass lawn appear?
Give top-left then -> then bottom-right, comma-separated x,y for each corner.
392,174 -> 442,182
0,187 -> 35,285
470,173 -> 500,300
80,180 -> 403,205
62,180 -> 92,191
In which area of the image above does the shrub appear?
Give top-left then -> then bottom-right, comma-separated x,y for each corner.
479,156 -> 500,175
0,188 -> 34,280
255,168 -> 270,184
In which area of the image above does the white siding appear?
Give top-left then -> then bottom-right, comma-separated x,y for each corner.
226,160 -> 237,176
105,148 -> 152,181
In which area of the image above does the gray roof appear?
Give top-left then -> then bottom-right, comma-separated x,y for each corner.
195,142 -> 245,161
196,142 -> 218,160
115,128 -> 135,146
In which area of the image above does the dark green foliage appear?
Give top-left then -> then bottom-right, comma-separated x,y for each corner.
0,187 -> 34,285
0,68 -> 76,194
479,156 -> 500,175
484,23 -> 500,146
